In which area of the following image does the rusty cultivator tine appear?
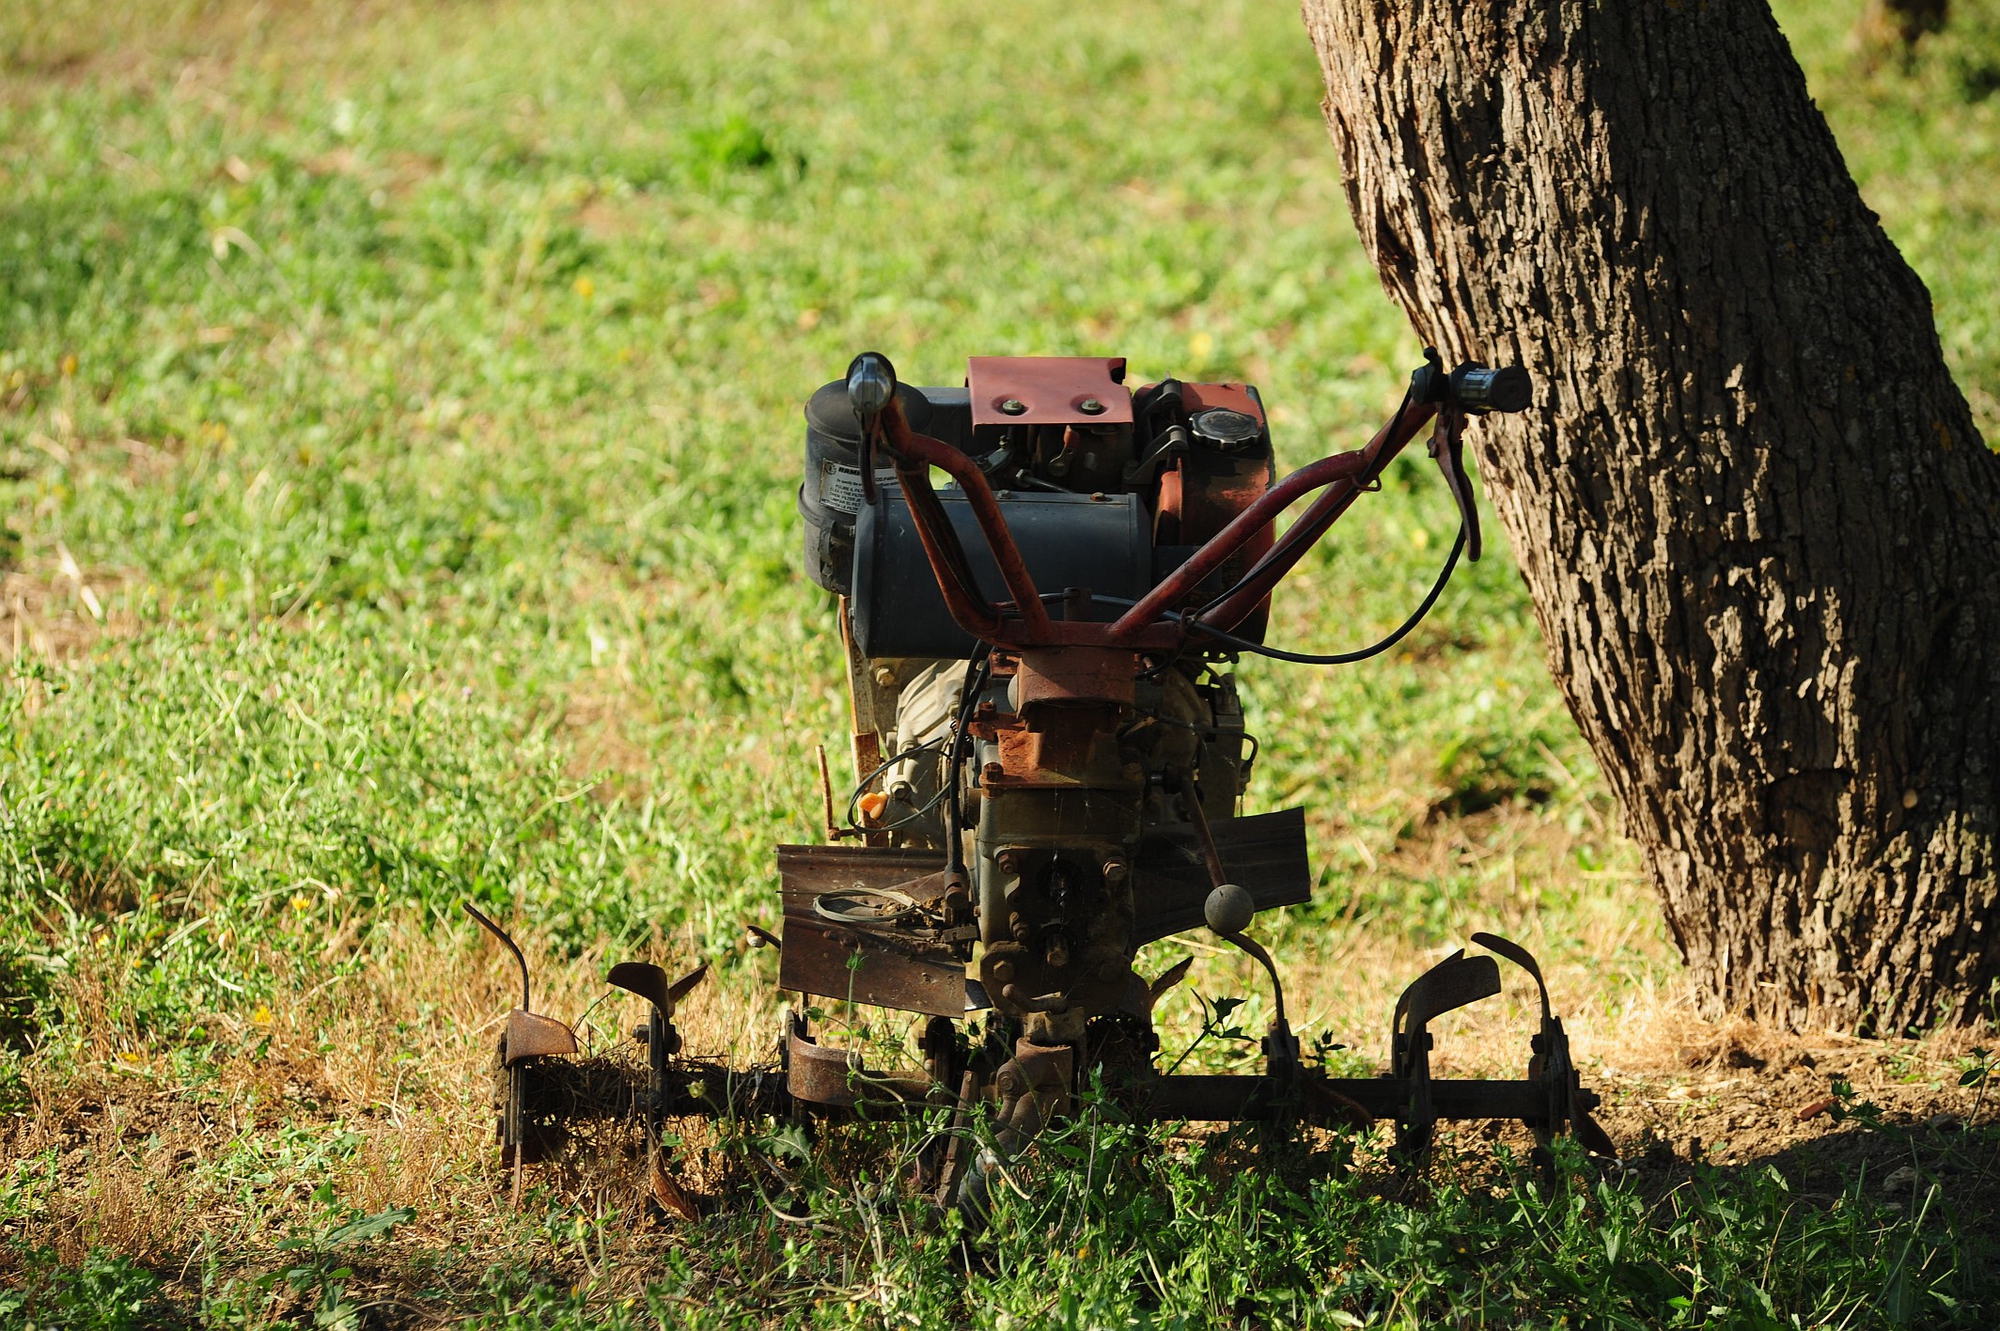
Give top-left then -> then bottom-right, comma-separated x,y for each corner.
606,960 -> 709,1020
1389,949 -> 1502,1166
1471,932 -> 1617,1159
463,902 -> 579,1205
607,959 -> 710,1214
607,960 -> 710,1140
464,901 -> 530,1012
1145,956 -> 1194,1012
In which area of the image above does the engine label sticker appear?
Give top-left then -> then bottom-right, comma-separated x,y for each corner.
820,461 -> 900,514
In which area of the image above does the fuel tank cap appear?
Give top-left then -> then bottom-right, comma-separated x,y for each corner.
1190,407 -> 1262,452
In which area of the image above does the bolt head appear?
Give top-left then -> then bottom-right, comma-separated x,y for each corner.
1204,883 -> 1256,936
1000,398 -> 1027,416
1078,397 -> 1105,415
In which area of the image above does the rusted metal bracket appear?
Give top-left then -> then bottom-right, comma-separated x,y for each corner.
784,1013 -> 946,1110
955,1038 -> 1076,1226
776,845 -> 972,1018
814,745 -> 865,843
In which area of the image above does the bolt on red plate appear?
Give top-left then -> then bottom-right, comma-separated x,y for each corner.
967,357 -> 1134,428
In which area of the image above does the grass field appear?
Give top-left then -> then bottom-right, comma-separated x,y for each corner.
3,1 -> 1998,1326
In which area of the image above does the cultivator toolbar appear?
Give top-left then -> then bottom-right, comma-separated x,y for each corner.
468,350 -> 1611,1214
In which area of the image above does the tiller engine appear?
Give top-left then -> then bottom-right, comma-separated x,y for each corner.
472,350 -> 1613,1212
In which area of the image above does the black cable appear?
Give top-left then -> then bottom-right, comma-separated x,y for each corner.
1192,382 -> 1417,624
1187,524 -> 1464,665
843,736 -> 948,831
1081,519 -> 1466,667
865,770 -> 958,833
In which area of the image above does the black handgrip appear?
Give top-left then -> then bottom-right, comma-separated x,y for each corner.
846,352 -> 898,418
845,352 -> 898,506
1447,363 -> 1532,414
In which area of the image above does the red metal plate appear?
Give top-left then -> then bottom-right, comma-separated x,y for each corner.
968,357 -> 1134,428
1177,381 -> 1264,423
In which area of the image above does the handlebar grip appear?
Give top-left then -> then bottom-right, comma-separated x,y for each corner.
846,352 -> 898,419
1448,363 -> 1532,414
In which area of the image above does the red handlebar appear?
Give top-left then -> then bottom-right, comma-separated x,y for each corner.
873,390 -> 1446,655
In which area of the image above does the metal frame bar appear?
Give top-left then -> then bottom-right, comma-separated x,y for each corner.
873,391 -> 1443,654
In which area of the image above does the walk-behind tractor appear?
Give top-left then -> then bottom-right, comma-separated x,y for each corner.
468,350 -> 1614,1215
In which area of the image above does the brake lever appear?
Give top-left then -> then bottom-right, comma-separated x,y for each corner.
1408,346 -> 1528,565
1428,407 -> 1482,562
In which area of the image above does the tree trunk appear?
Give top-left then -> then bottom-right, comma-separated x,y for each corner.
1302,1 -> 2000,1032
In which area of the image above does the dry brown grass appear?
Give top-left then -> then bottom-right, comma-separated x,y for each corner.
0,590 -> 1982,1310
0,0 -> 403,104
0,798 -> 1660,1255
6,815 -> 1996,1318
3,911 -> 702,1314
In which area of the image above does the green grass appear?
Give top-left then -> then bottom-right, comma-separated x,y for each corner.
2,0 -> 1997,1325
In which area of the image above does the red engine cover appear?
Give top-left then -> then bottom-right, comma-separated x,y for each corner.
1148,381 -> 1276,638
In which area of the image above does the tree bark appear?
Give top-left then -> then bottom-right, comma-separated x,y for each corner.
1302,1 -> 2000,1032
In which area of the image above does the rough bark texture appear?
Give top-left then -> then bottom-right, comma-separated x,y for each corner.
1302,1 -> 2000,1031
